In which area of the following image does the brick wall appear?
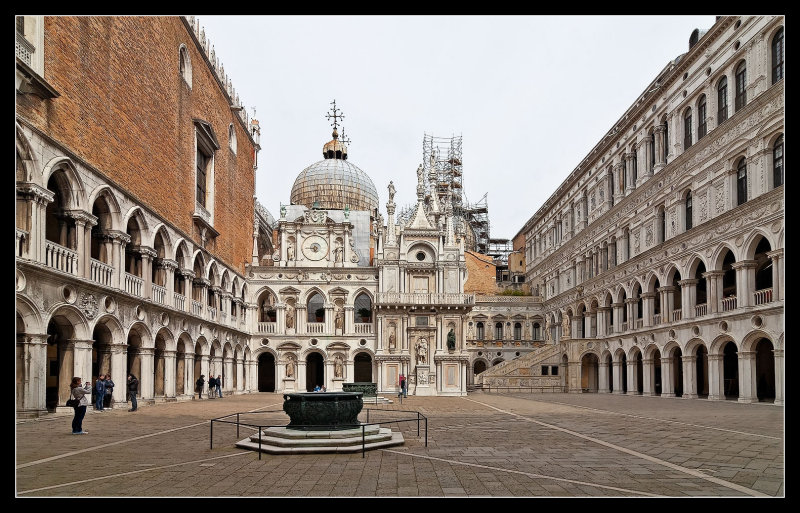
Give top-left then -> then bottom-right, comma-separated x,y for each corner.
464,250 -> 498,295
17,16 -> 255,273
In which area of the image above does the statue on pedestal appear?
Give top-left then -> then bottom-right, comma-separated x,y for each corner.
447,328 -> 456,351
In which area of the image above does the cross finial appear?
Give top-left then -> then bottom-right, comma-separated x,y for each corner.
325,99 -> 345,130
339,126 -> 351,145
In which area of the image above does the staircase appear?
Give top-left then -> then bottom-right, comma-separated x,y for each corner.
477,343 -> 563,389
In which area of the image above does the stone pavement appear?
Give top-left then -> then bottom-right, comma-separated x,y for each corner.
15,392 -> 784,498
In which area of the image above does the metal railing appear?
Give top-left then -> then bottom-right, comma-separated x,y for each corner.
124,272 -> 143,296
754,288 -> 773,305
209,408 -> 428,460
45,241 -> 78,275
90,258 -> 113,286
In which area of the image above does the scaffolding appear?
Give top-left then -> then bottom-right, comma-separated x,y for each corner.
463,192 -> 490,254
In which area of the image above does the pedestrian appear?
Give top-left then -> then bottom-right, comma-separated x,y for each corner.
103,373 -> 115,409
127,373 -> 139,412
94,374 -> 106,411
195,374 -> 205,399
216,374 -> 223,398
398,374 -> 405,399
69,376 -> 91,434
207,375 -> 216,399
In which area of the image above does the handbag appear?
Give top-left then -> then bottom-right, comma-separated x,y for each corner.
66,397 -> 80,408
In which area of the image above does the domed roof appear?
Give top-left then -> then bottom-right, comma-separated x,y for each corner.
290,157 -> 379,213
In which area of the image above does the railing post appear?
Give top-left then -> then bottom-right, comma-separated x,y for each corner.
258,425 -> 262,460
362,425 -> 366,458
237,413 -> 240,438
210,419 -> 213,450
425,417 -> 428,447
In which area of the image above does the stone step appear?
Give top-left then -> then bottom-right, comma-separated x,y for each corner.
258,425 -> 383,440
236,428 -> 405,454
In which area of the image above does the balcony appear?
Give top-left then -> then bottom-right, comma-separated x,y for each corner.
258,322 -> 277,334
635,319 -> 643,329
375,292 -> 474,306
151,284 -> 166,305
672,310 -> 682,322
695,303 -> 707,317
15,30 -> 34,67
191,300 -> 202,316
15,228 -> 27,257
208,307 -> 217,321
652,314 -> 661,325
721,296 -> 737,312
754,288 -> 773,305
124,273 -> 143,296
45,241 -> 78,276
174,293 -> 186,312
354,323 -> 373,334
307,322 -> 325,334
90,258 -> 113,287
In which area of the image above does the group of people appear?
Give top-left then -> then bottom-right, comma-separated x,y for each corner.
69,373 -> 139,434
312,385 -> 327,392
194,374 -> 223,399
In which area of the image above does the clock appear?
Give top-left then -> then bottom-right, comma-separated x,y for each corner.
301,236 -> 329,261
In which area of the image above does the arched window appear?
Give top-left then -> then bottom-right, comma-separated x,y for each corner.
717,77 -> 728,124
698,95 -> 707,139
476,322 -> 485,340
354,293 -> 372,323
772,28 -> 784,84
658,205 -> 666,244
685,191 -> 693,231
737,158 -> 747,206
773,135 -> 784,188
307,292 -> 325,323
662,120 -> 669,163
513,323 -> 522,341
494,322 -> 503,340
631,149 -> 637,183
179,45 -> 192,88
683,108 -> 692,150
533,322 -> 541,340
735,61 -> 747,112
649,132 -> 655,172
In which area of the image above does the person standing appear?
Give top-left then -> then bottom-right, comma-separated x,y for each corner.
103,374 -> 115,409
127,373 -> 139,412
216,375 -> 223,398
70,377 -> 91,434
94,374 -> 106,411
207,376 -> 216,399
398,374 -> 406,399
195,374 -> 205,399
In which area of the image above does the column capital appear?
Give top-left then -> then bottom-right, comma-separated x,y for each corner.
701,270 -> 725,279
624,298 -> 638,304
178,268 -> 196,280
611,302 -> 624,308
657,286 -> 678,293
193,277 -> 211,288
681,354 -> 697,363
129,245 -> 157,258
730,260 -> 757,270
67,339 -> 95,349
18,333 -> 49,345
156,258 -> 179,271
654,124 -> 666,134
16,182 -> 55,203
63,209 -> 98,227
766,249 -> 784,259
138,347 -> 155,356
677,279 -> 699,286
640,292 -> 657,300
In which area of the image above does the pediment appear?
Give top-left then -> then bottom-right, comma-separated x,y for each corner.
326,342 -> 351,350
276,342 -> 302,351
279,286 -> 301,296
328,286 -> 350,298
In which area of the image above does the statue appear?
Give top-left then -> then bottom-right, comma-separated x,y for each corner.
524,322 -> 531,340
544,319 -> 552,342
287,241 -> 295,261
416,338 -> 427,365
563,315 -> 571,339
280,204 -> 286,219
334,354 -> 344,379
467,324 -> 474,340
447,328 -> 456,351
334,240 -> 343,263
388,181 -> 396,202
285,356 -> 295,378
285,304 -> 295,329
416,164 -> 424,184
334,305 -> 344,331
388,327 -> 396,351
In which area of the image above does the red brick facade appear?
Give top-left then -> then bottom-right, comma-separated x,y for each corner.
16,16 -> 255,273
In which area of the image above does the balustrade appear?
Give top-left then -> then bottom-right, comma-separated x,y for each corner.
45,241 -> 78,275
307,322 -> 325,334
174,293 -> 185,311
258,322 -> 277,334
695,303 -> 707,317
672,310 -> 682,321
151,284 -> 166,305
191,300 -> 202,316
208,307 -> 217,321
753,288 -> 772,305
354,323 -> 373,334
124,272 -> 143,296
721,296 -> 737,311
90,258 -> 113,286
376,292 -> 474,305
652,314 -> 661,325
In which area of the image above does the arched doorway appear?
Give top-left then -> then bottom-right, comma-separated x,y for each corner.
620,353 -> 628,393
473,360 -> 487,376
175,341 -> 186,396
258,352 -> 275,392
652,349 -> 662,396
605,353 -> 613,393
354,353 -> 372,382
722,341 -> 739,399
635,351 -> 644,394
755,339 -> 775,402
696,345 -> 709,397
46,317 -> 74,411
672,348 -> 683,397
580,353 -> 599,392
306,352 -> 324,391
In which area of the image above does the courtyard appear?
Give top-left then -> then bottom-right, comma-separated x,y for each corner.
15,392 -> 783,498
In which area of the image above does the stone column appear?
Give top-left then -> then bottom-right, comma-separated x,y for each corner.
737,350 -> 757,403
613,163 -> 625,204
681,354 -> 698,399
624,298 -> 637,330
642,135 -> 654,179
376,316 -> 384,351
163,350 -> 176,399
324,303 -> 334,334
767,249 -> 784,301
582,312 -> 591,339
296,305 -> 307,335
436,316 -> 443,352
598,360 -> 610,393
774,348 -> 784,406
731,260 -> 757,308
70,339 -> 94,391
111,236 -> 126,289
612,360 -> 624,394
597,307 -> 610,337
184,351 -> 196,398
344,305 -> 355,335
297,359 -> 306,392
16,333 -> 48,416
140,248 -> 156,301
659,286 -> 677,322
624,152 -> 635,195
626,359 -> 637,395
678,279 -> 698,319
661,356 -> 674,398
225,357 -> 234,396
707,354 -> 723,401
701,270 -> 724,314
642,357 -> 654,395
139,347 -> 154,401
640,292 -> 655,327
612,303 -> 624,333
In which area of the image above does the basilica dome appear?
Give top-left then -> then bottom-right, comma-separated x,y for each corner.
290,128 -> 379,213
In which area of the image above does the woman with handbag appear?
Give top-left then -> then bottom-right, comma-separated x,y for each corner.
69,376 -> 91,434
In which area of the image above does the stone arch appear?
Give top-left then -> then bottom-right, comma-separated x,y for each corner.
643,343 -> 661,360
220,269 -> 231,293
472,357 -> 490,376
742,230 -> 775,261
46,304 -> 91,341
88,185 -> 123,231
207,261 -> 220,286
173,239 -> 192,269
663,263 -> 682,284
304,348 -> 326,391
710,334 -> 738,355
628,345 -> 644,394
15,125 -> 37,183
151,224 -> 173,258
16,294 -> 44,335
301,346 -> 328,360
122,206 -> 150,247
302,286 -> 328,304
643,272 -> 660,294
684,254 -> 708,277
407,241 -> 437,262
42,156 -> 87,210
579,350 -> 599,392
611,285 -> 626,304
711,243 -> 739,271
127,321 -> 154,348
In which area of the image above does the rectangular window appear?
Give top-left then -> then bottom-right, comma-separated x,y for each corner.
551,366 -> 559,376
541,366 -> 549,376
196,149 -> 207,207
737,167 -> 747,205
698,101 -> 707,139
735,67 -> 747,111
684,113 -> 692,150
718,81 -> 728,124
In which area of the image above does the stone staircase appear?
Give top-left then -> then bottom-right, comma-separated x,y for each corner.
236,425 -> 405,454
477,343 -> 563,388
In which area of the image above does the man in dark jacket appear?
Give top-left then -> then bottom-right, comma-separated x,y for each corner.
207,376 -> 216,399
95,374 -> 106,411
103,374 -> 115,409
127,374 -> 139,412
196,375 -> 205,399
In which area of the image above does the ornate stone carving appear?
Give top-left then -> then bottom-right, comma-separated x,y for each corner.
79,292 -> 98,319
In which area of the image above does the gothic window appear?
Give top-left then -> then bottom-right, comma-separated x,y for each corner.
532,322 -> 541,340
354,293 -> 372,323
698,95 -> 707,139
658,206 -> 666,244
476,322 -> 485,340
773,135 -> 784,188
631,150 -> 637,182
717,77 -> 728,124
685,191 -> 693,231
663,120 -> 669,163
683,108 -> 692,150
736,158 -> 748,206
772,28 -> 784,84
735,60 -> 747,112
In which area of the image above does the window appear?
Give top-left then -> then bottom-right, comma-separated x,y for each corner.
196,149 -> 208,207
631,151 -> 637,182
737,158 -> 747,206
476,322 -> 485,340
773,135 -> 784,188
194,120 -> 219,216
649,133 -> 655,172
662,121 -> 669,163
16,15 -> 23,34
494,322 -> 503,340
514,323 -> 522,341
735,61 -> 747,112
658,206 -> 666,243
717,77 -> 728,124
533,322 -> 541,340
683,108 -> 692,150
772,28 -> 784,84
416,316 -> 429,327
698,95 -> 707,139
685,192 -> 693,231
551,365 -> 559,376
179,45 -> 192,88
541,366 -> 549,376
228,124 -> 237,155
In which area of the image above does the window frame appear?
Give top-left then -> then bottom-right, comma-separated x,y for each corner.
773,135 -> 783,188
717,77 -> 728,124
737,158 -> 748,206
735,61 -> 747,112
683,108 -> 693,150
772,28 -> 784,84
698,95 -> 707,139
685,191 -> 693,231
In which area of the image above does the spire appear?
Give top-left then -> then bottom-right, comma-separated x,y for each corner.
407,164 -> 434,230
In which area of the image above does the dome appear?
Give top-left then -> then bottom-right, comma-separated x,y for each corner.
290,158 -> 379,213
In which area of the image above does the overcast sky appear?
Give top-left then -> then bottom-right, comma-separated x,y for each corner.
200,15 -> 717,240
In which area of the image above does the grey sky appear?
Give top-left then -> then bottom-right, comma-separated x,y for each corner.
200,15 -> 717,240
